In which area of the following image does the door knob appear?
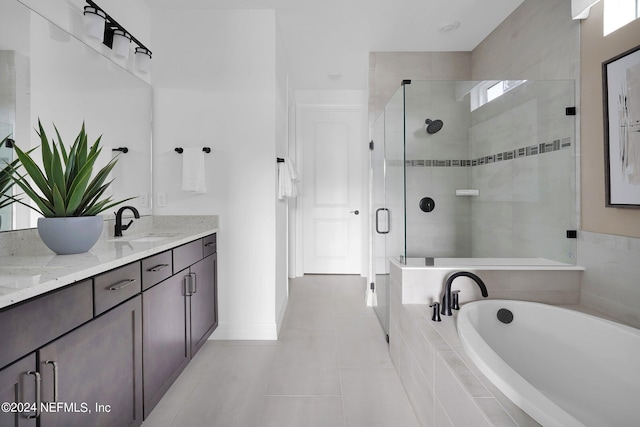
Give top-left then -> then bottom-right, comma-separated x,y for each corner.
350,210 -> 360,215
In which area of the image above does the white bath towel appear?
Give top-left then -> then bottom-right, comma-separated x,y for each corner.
277,157 -> 298,199
181,147 -> 206,194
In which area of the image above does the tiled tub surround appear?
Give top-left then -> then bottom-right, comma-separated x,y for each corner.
389,260 -> 584,427
578,231 -> 640,329
396,258 -> 583,306
0,215 -> 219,309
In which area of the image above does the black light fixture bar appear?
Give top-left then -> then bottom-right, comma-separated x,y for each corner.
85,0 -> 152,56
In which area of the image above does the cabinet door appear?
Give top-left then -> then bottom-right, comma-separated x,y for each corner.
142,273 -> 189,418
38,297 -> 143,427
0,354 -> 37,426
0,280 -> 93,370
189,253 -> 217,357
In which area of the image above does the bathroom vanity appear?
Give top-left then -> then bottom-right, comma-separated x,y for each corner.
0,216 -> 218,426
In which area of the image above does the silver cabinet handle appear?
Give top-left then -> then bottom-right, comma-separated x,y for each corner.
25,370 -> 41,419
189,272 -> 197,294
148,264 -> 169,272
108,279 -> 137,291
184,273 -> 197,296
204,242 -> 215,247
43,361 -> 58,402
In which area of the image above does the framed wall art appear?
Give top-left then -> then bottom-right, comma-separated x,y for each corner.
603,44 -> 640,207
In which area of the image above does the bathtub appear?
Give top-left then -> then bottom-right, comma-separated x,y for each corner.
457,300 -> 640,427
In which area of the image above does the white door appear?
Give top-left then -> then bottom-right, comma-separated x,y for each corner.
299,106 -> 362,274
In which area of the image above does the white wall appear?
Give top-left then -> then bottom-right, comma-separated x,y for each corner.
152,7 -> 285,339
275,21 -> 291,334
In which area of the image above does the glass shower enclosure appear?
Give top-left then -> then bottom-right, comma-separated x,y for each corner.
372,79 -> 577,337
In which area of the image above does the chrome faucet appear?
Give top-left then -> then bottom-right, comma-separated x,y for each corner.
441,271 -> 488,316
114,206 -> 140,237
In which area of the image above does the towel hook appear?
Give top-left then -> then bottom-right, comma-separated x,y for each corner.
277,157 -> 285,163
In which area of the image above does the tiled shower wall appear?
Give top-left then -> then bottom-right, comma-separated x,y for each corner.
469,81 -> 577,263
403,81 -> 472,258
402,80 -> 577,263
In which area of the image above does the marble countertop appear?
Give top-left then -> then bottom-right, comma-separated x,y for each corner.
0,215 -> 219,310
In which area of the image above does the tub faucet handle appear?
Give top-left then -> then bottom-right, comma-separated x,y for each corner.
452,290 -> 460,310
430,302 -> 441,322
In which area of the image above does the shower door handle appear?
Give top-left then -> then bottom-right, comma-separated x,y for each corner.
375,208 -> 389,234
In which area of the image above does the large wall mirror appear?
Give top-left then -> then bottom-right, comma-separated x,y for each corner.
0,0 -> 152,231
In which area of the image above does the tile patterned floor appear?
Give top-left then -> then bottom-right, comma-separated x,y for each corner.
141,274 -> 419,427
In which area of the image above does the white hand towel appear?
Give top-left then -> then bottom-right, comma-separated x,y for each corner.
278,157 -> 299,199
181,148 -> 206,194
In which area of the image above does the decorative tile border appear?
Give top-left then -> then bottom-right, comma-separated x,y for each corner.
392,137 -> 572,168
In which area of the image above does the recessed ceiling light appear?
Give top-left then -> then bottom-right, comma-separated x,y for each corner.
439,21 -> 460,33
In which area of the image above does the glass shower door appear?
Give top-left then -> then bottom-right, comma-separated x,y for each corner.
372,85 -> 406,338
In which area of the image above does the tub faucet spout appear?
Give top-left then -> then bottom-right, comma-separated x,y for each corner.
441,271 -> 488,316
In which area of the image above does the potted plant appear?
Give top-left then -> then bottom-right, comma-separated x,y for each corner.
7,120 -> 133,254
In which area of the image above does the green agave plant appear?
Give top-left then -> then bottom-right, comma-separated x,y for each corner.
8,120 -> 133,217
0,134 -> 22,210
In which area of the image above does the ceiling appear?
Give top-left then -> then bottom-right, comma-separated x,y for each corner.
150,0 -> 525,90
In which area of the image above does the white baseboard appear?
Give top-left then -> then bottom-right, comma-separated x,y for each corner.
276,295 -> 289,337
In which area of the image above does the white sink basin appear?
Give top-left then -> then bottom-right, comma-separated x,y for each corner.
106,233 -> 178,243
130,236 -> 170,242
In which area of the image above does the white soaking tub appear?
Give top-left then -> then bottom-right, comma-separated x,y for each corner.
457,300 -> 640,427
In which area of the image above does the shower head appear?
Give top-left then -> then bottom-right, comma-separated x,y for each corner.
424,119 -> 444,134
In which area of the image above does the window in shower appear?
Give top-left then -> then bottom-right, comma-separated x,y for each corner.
470,80 -> 526,111
486,80 -> 526,102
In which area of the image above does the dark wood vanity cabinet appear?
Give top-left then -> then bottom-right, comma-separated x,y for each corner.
0,290 -> 142,427
0,232 -> 217,425
190,252 -> 218,356
38,296 -> 143,427
142,234 -> 218,417
142,272 -> 189,417
0,354 -> 37,427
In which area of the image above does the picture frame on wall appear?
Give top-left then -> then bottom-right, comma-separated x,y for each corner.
603,44 -> 640,207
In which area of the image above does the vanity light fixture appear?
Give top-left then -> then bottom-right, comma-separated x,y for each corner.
83,6 -> 106,39
112,29 -> 132,59
84,0 -> 152,69
135,47 -> 152,74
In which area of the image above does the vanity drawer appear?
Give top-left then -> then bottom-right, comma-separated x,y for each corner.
142,250 -> 173,291
94,262 -> 141,315
202,234 -> 217,257
0,280 -> 93,369
173,239 -> 203,273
